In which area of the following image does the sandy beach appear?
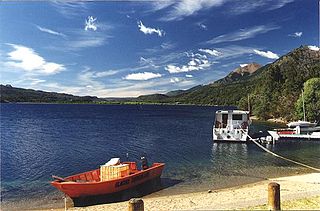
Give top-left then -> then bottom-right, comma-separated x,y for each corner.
41,172 -> 320,211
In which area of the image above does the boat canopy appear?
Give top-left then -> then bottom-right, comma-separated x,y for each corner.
215,110 -> 249,115
287,120 -> 317,128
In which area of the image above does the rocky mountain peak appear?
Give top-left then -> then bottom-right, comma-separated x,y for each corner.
233,63 -> 261,75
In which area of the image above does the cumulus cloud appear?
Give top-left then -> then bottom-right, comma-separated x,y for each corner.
85,16 -> 98,31
124,72 -> 162,80
165,60 -> 210,73
206,25 -> 279,44
36,25 -> 66,37
137,21 -> 164,37
199,48 -> 222,56
5,44 -> 65,75
253,49 -> 279,59
170,77 -> 180,83
165,51 -> 212,74
308,45 -> 320,51
289,32 -> 302,38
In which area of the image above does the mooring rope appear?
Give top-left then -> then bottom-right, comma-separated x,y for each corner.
247,133 -> 320,172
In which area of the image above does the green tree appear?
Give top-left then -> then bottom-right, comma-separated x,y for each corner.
295,78 -> 320,121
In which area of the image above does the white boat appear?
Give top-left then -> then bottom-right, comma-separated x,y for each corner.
287,120 -> 317,128
268,127 -> 320,141
268,121 -> 320,141
268,89 -> 320,141
213,110 -> 251,142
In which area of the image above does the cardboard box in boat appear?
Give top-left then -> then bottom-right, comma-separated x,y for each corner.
100,164 -> 129,181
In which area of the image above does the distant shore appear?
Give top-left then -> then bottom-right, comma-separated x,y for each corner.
38,172 -> 320,211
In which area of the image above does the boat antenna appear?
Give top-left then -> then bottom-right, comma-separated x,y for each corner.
302,89 -> 306,121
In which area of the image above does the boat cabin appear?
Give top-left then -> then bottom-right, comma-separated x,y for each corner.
213,110 -> 250,142
214,110 -> 250,129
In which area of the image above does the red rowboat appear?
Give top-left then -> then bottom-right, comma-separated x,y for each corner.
51,162 -> 165,199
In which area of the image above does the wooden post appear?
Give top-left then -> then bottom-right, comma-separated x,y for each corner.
64,194 -> 67,211
268,182 -> 280,211
128,198 -> 144,211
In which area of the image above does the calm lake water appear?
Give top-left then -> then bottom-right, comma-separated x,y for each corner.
1,104 -> 319,210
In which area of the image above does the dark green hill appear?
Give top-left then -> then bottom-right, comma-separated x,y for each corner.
137,94 -> 169,102
165,85 -> 203,97
0,84 -> 99,103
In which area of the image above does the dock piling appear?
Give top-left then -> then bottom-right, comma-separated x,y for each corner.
268,182 -> 281,211
128,198 -> 144,211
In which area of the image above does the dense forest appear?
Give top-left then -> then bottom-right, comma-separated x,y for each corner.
0,85 -> 99,103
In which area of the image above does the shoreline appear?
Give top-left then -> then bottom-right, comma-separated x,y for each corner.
32,172 -> 320,211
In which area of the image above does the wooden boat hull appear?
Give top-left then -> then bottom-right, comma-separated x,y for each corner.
51,163 -> 165,198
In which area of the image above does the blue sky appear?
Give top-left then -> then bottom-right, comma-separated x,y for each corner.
0,0 -> 319,97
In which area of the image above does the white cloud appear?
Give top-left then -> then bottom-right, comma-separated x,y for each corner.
138,21 -> 164,37
165,62 -> 209,73
199,48 -> 222,56
51,1 -> 88,18
289,32 -> 302,38
15,77 -> 47,86
144,42 -> 176,54
5,44 -> 65,75
185,74 -> 193,78
240,64 -> 248,67
170,77 -> 180,83
30,78 -> 46,85
153,0 -> 293,21
227,0 -> 267,15
212,45 -> 255,60
124,72 -> 162,80
197,22 -> 207,30
269,0 -> 294,10
68,36 -> 106,49
160,42 -> 175,50
206,25 -> 279,44
150,1 -> 175,11
64,28 -> 111,50
227,0 -> 293,15
95,70 -> 119,77
188,59 -> 197,66
165,51 -> 213,74
308,46 -> 320,51
85,16 -> 98,31
159,0 -> 227,21
36,25 -> 66,37
253,49 -> 279,59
